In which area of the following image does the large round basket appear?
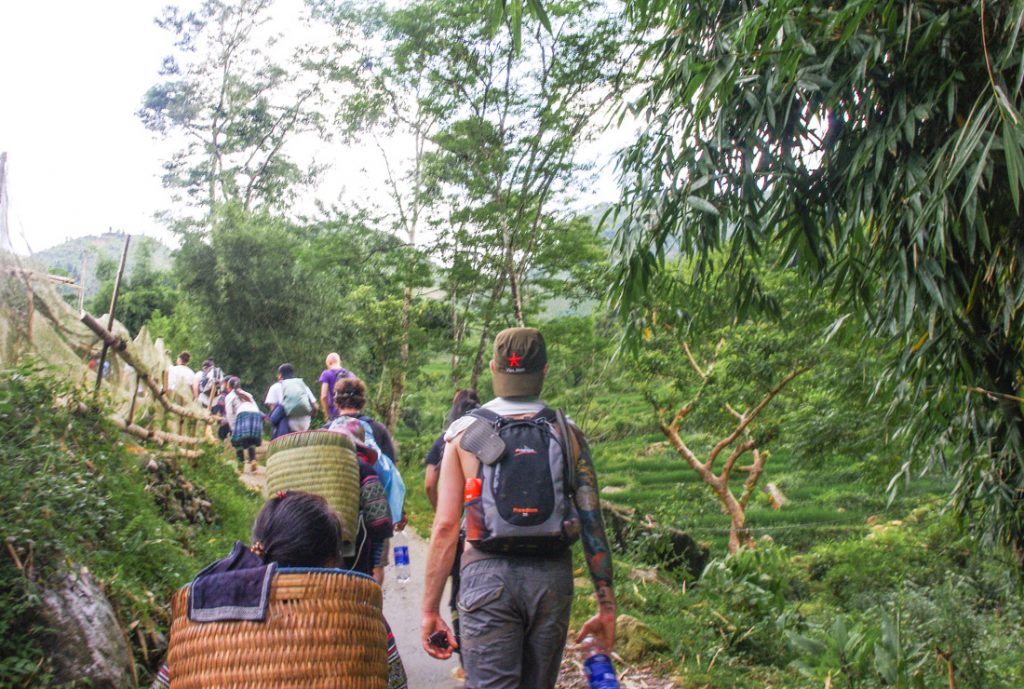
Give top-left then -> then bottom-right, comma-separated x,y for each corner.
266,431 -> 360,554
167,569 -> 388,689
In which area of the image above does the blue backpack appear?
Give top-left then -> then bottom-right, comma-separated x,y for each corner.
356,418 -> 405,523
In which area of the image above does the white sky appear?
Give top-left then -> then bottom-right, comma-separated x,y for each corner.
0,0 -> 627,255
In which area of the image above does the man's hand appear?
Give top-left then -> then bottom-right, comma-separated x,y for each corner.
395,511 -> 408,531
421,611 -> 457,659
576,610 -> 616,654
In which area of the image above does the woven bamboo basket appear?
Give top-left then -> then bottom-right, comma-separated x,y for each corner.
167,569 -> 388,689
266,431 -> 360,554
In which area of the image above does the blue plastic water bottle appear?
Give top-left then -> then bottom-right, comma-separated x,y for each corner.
582,636 -> 619,689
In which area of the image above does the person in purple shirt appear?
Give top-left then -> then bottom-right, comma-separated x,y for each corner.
319,352 -> 353,420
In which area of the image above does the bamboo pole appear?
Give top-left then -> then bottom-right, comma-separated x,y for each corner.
75,403 -> 208,446
126,371 -> 140,426
94,235 -> 131,393
80,312 -> 221,424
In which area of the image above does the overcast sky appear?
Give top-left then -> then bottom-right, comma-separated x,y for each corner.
0,1 -> 626,255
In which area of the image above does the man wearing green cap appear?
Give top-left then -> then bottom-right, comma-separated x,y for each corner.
421,327 -> 616,688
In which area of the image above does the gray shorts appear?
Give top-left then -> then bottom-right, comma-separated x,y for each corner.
457,555 -> 574,689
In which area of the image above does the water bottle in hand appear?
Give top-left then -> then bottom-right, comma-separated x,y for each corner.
393,531 -> 411,583
581,635 -> 619,689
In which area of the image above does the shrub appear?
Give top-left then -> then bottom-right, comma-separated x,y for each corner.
691,545 -> 805,666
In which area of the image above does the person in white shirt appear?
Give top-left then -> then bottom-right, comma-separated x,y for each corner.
167,351 -> 196,402
265,363 -> 317,436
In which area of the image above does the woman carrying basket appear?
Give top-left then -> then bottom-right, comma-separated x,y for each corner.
153,491 -> 407,689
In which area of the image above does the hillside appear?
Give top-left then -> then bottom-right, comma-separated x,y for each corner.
29,233 -> 173,299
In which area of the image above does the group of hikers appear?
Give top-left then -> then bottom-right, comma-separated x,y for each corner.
158,328 -> 616,689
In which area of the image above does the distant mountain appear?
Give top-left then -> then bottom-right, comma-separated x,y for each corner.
29,233 -> 174,299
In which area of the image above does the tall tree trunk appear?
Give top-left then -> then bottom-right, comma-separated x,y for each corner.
470,278 -> 506,390
450,282 -> 462,387
384,285 -> 413,433
469,322 -> 493,392
504,230 -> 525,327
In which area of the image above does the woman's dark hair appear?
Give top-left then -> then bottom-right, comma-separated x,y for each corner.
251,491 -> 343,567
277,363 -> 295,379
334,377 -> 367,411
448,389 -> 481,424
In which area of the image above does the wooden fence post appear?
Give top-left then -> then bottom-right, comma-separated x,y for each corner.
94,235 -> 130,394
127,371 -> 140,426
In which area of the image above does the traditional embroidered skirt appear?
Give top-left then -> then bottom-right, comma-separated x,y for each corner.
231,412 -> 263,449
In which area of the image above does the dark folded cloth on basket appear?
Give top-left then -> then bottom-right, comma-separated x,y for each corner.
188,541 -> 277,623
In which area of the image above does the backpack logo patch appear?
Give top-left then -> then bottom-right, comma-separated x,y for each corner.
513,446 -> 537,456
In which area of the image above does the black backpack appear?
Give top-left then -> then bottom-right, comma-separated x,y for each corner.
461,407 -> 580,555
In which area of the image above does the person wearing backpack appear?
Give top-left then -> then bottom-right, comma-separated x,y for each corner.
264,363 -> 317,438
420,328 -> 616,689
193,358 -> 224,408
333,377 -> 407,585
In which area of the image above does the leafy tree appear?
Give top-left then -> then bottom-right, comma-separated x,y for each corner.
595,1 -> 1024,562
139,0 -> 325,218
87,239 -> 179,338
319,0 -> 625,393
172,202 -> 444,428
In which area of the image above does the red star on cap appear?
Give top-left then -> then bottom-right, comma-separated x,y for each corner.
507,352 -> 522,367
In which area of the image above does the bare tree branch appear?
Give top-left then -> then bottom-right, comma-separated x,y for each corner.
709,367 -> 806,465
683,341 -> 707,380
739,449 -> 767,509
720,438 -> 755,482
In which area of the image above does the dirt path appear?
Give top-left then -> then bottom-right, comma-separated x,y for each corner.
382,527 -> 462,688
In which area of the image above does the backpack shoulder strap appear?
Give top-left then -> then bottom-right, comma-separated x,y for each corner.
467,408 -> 501,424
554,408 -> 578,496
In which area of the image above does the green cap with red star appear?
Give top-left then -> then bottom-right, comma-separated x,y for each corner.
492,327 -> 547,398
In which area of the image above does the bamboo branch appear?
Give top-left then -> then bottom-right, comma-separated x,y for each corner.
964,386 -> 1024,403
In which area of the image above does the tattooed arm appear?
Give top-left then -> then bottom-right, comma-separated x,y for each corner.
570,426 -> 617,652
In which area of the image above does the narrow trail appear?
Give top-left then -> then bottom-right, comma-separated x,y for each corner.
236,454 -> 462,688
381,528 -> 462,688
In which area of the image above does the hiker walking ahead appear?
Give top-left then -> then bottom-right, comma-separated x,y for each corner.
167,351 -> 196,402
421,327 -> 616,689
193,358 -> 224,408
224,376 -> 263,469
265,363 -> 317,438
319,352 -> 353,420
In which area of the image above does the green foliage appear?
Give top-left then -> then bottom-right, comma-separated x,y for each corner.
0,359 -> 259,685
171,203 -> 447,417
788,614 -> 879,689
140,0 -> 324,213
695,545 -> 803,665
609,0 -> 1024,560
86,238 -> 179,336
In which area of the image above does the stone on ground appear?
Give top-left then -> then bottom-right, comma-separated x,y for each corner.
616,614 -> 669,663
